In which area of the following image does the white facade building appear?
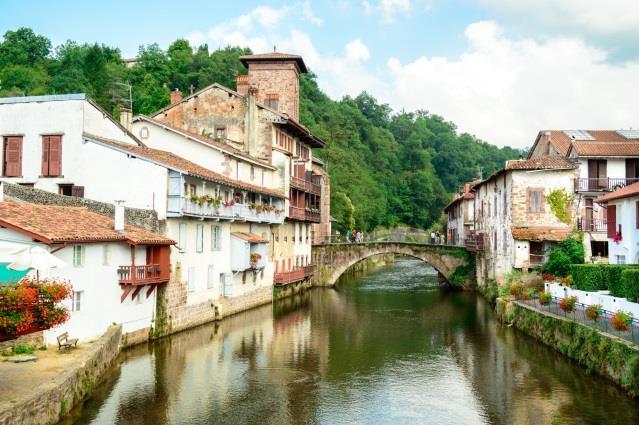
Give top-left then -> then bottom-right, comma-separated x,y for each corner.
444,182 -> 477,246
596,182 -> 639,265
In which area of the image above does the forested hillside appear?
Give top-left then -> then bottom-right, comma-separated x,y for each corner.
0,27 -> 525,232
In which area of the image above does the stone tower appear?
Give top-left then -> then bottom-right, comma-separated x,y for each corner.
236,52 -> 308,122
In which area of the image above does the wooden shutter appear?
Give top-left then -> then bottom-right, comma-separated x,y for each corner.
607,205 -> 617,239
71,185 -> 84,198
48,135 -> 62,177
636,201 -> 639,229
42,136 -> 50,176
3,137 -> 22,177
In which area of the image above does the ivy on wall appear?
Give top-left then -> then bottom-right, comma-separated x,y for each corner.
545,188 -> 574,224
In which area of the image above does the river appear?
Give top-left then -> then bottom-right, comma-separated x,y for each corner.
64,257 -> 639,424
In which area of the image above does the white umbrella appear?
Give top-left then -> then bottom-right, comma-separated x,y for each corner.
7,245 -> 67,272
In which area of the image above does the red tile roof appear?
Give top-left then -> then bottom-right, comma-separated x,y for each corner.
444,193 -> 474,212
239,52 -> 308,73
0,201 -> 174,245
505,156 -> 576,170
570,141 -> 639,157
231,232 -> 269,243
84,133 -> 286,199
532,130 -> 639,158
512,227 -> 571,242
595,181 -> 639,203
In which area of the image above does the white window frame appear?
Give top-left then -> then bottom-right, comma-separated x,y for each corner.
207,264 -> 215,289
72,290 -> 83,311
73,245 -> 84,268
211,225 -> 221,251
178,223 -> 187,252
196,224 -> 204,253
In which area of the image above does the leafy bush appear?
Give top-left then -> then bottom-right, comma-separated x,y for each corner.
585,304 -> 602,321
13,343 -> 35,355
559,296 -> 578,312
620,269 -> 639,302
544,236 -> 584,277
505,270 -> 524,285
569,264 -> 605,291
611,311 -> 633,332
539,292 -> 552,305
509,283 -> 524,298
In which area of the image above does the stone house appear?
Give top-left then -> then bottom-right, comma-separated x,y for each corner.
444,181 -> 477,246
0,198 -> 174,345
528,129 -> 639,261
473,157 -> 578,287
596,182 -> 639,265
144,52 -> 328,293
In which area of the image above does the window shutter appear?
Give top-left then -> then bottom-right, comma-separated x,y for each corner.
42,136 -> 50,176
4,137 -> 22,177
71,186 -> 84,198
48,135 -> 62,176
636,201 -> 639,229
607,205 -> 617,239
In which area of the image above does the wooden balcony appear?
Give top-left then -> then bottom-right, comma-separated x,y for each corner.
274,268 -> 305,285
574,177 -> 639,192
117,264 -> 166,285
465,235 -> 484,252
288,206 -> 321,223
291,176 -> 322,195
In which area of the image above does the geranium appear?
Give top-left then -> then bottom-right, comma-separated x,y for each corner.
538,292 -> 552,305
611,311 -> 633,332
559,296 -> 578,313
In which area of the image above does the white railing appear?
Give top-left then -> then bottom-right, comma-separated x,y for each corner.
181,198 -> 284,223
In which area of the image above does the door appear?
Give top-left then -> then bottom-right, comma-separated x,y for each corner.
626,159 -> 639,184
588,159 -> 607,190
584,198 -> 594,231
530,242 -> 544,264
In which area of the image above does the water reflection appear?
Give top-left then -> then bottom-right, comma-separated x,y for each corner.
66,258 -> 639,425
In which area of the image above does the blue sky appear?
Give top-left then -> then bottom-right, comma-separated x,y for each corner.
2,0 -> 638,148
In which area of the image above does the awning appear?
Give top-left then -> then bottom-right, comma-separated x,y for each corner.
231,232 -> 269,243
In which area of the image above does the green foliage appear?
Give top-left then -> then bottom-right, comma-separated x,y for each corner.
570,264 -> 639,300
620,269 -> 639,302
545,188 -> 574,224
544,236 -> 584,277
569,264 -> 606,291
539,292 -> 552,305
13,343 -> 35,355
0,28 -> 526,232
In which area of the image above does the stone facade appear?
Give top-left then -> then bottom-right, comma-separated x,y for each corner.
0,331 -> 44,354
241,61 -> 301,121
0,325 -> 122,425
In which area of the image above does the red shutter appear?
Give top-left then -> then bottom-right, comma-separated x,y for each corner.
3,136 -> 22,177
48,135 -> 62,177
42,136 -> 50,176
636,201 -> 639,229
607,205 -> 617,239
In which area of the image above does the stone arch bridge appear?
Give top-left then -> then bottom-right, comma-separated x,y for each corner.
311,242 -> 474,288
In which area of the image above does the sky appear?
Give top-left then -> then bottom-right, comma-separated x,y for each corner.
1,0 -> 639,148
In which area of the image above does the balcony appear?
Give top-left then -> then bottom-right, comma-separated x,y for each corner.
574,177 -> 639,192
274,268 -> 306,285
117,264 -> 166,285
291,176 -> 321,195
465,234 -> 484,252
180,198 -> 284,224
289,206 -> 321,223
577,218 -> 607,232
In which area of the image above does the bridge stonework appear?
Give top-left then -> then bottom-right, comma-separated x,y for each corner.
311,242 -> 474,288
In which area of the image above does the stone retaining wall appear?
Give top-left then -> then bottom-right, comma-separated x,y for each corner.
0,332 -> 44,355
0,325 -> 122,425
495,298 -> 639,397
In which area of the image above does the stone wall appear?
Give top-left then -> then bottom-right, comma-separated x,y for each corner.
273,279 -> 312,300
3,183 -> 163,233
0,332 -> 44,355
0,325 -> 122,425
495,298 -> 639,397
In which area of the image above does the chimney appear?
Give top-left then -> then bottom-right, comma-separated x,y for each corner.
170,88 -> 183,105
246,83 -> 258,155
541,130 -> 552,155
236,75 -> 249,96
114,201 -> 125,232
119,107 -> 132,131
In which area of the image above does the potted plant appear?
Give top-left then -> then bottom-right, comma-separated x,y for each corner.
611,311 -> 633,331
542,273 -> 556,282
521,288 -> 536,301
249,253 -> 262,269
508,283 -> 523,299
538,292 -> 552,305
561,276 -> 573,286
559,296 -> 578,313
189,193 -> 199,204
585,304 -> 603,321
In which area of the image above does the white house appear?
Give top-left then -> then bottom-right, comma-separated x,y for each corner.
596,182 -> 639,264
473,157 -> 578,286
0,199 -> 174,345
444,181 -> 477,246
528,129 -> 639,261
0,94 -> 167,217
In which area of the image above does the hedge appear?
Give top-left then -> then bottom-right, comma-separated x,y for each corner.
620,269 -> 639,303
570,264 -> 639,301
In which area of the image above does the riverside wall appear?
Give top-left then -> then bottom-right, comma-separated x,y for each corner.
0,325 -> 122,425
495,298 -> 639,397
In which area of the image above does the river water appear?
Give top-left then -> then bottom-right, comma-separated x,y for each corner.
66,258 -> 639,425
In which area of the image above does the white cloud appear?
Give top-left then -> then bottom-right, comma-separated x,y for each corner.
386,21 -> 639,148
345,38 -> 371,62
301,0 -> 323,26
362,0 -> 412,23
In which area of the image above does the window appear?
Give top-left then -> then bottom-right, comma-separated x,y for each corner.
58,184 -> 84,198
265,93 -> 279,110
184,183 -> 197,196
2,136 -> 22,177
215,126 -> 226,139
41,135 -> 62,177
527,188 -> 544,213
211,225 -> 221,251
250,166 -> 255,180
102,245 -> 111,266
73,245 -> 84,267
72,290 -> 83,312
196,224 -> 204,252
187,267 -> 196,292
179,223 -> 187,252
207,265 -> 215,289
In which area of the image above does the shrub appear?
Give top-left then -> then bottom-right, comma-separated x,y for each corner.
585,304 -> 602,321
559,296 -> 578,312
522,288 -> 536,301
544,236 -> 585,277
13,343 -> 35,355
505,270 -> 524,284
509,283 -> 524,298
569,264 -> 604,291
539,292 -> 552,305
619,269 -> 639,302
542,273 -> 556,281
611,311 -> 633,332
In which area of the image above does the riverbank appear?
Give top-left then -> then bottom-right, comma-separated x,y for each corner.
495,297 -> 639,397
0,325 -> 122,425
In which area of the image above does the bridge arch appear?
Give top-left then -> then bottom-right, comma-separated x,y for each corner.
311,242 -> 473,288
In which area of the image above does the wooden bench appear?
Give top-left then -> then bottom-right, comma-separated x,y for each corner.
56,332 -> 78,350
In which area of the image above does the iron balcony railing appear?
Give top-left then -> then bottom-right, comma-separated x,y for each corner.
574,177 -> 639,192
117,264 -> 164,285
182,198 -> 284,224
577,218 -> 607,232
